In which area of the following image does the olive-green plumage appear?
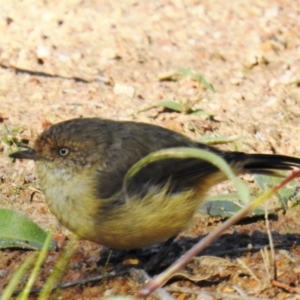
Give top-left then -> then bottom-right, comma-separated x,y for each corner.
10,118 -> 300,249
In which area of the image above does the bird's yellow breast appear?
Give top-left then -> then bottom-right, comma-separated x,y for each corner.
35,161 -> 99,239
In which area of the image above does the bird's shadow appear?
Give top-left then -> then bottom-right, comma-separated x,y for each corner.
98,228 -> 300,274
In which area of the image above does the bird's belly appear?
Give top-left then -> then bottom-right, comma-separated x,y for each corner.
90,188 -> 205,249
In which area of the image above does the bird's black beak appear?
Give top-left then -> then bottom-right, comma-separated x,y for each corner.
9,148 -> 40,161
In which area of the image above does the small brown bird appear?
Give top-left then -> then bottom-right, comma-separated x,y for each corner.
10,118 -> 300,250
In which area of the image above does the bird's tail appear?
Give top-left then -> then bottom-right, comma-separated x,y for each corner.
224,152 -> 300,176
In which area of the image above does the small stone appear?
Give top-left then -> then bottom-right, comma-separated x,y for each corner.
113,83 -> 135,98
36,46 -> 50,59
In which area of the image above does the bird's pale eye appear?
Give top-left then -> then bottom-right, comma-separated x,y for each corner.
58,147 -> 70,157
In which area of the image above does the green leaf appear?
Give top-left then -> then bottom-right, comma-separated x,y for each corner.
20,232 -> 53,299
200,194 -> 266,217
197,135 -> 244,145
190,109 -> 212,116
178,68 -> 215,92
38,237 -> 77,300
157,101 -> 183,112
0,209 -> 56,250
254,174 -> 299,208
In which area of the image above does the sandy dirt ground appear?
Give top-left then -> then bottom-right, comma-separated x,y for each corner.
1,0 -> 300,299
